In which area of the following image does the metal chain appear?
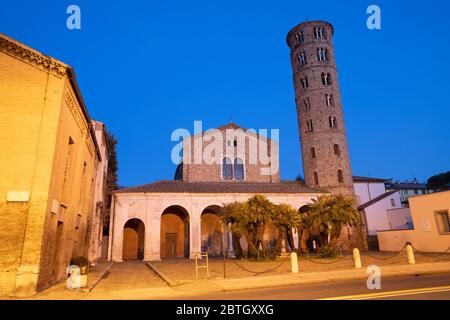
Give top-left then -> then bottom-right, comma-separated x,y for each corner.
411,245 -> 450,259
229,256 -> 290,276
299,254 -> 347,264
356,244 -> 406,261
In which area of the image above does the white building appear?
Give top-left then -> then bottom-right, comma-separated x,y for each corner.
353,176 -> 412,249
385,179 -> 436,207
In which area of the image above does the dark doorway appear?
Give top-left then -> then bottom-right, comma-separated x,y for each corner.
161,205 -> 190,259
122,219 -> 145,260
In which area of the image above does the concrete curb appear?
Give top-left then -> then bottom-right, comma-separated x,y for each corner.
207,262 -> 450,293
146,262 -> 177,287
83,262 -> 114,293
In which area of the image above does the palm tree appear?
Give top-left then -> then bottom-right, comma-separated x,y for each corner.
221,195 -> 276,258
246,195 -> 275,254
306,194 -> 359,247
220,201 -> 246,258
272,204 -> 303,254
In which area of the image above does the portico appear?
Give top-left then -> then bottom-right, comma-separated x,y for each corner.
108,180 -> 323,262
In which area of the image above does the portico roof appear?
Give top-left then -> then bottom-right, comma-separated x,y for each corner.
114,180 -> 325,194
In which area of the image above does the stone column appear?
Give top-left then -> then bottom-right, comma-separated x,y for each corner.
146,215 -> 162,261
189,208 -> 201,259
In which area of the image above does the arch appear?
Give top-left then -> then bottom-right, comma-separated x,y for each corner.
122,218 -> 145,260
298,205 -> 311,216
201,205 -> 224,256
160,205 -> 190,259
234,158 -> 244,180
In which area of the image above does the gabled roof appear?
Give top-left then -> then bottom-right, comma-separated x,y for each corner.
358,190 -> 398,210
189,122 -> 276,142
114,180 -> 325,194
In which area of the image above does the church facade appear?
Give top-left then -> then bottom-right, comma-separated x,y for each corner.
109,123 -> 325,261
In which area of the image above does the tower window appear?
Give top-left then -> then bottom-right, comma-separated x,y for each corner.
317,48 -> 328,61
338,170 -> 344,183
329,116 -> 337,128
314,27 -> 324,39
314,172 -> 319,185
322,73 -> 332,85
301,76 -> 309,89
326,94 -> 334,107
295,31 -> 304,45
311,147 -> 316,159
334,144 -> 341,156
222,157 -> 233,180
233,139 -> 237,147
306,119 -> 314,132
304,97 -> 311,111
234,158 -> 244,180
298,52 -> 307,66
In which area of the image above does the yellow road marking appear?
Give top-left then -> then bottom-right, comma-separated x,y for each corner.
319,285 -> 450,300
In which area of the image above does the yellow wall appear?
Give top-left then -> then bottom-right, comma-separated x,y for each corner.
378,191 -> 450,252
0,38 -> 100,296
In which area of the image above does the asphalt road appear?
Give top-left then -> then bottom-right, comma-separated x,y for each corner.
181,273 -> 450,300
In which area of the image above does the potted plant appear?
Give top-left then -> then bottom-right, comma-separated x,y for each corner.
68,256 -> 89,288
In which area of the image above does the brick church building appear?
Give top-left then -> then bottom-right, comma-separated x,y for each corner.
108,20 -> 362,262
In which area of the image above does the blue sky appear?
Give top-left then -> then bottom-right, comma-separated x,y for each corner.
1,1 -> 449,187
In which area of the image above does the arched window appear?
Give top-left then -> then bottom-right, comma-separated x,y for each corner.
234,158 -> 244,180
326,94 -> 334,107
329,116 -> 337,128
301,76 -> 309,89
334,144 -> 340,156
306,119 -> 314,132
313,172 -> 319,185
298,52 -> 307,65
295,31 -> 304,45
311,147 -> 316,159
304,97 -> 311,111
338,170 -> 344,183
222,157 -> 232,180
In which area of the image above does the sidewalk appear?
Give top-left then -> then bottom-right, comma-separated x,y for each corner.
23,260 -> 450,300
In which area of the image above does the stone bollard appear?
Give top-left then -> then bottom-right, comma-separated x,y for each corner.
353,248 -> 362,269
291,252 -> 299,274
406,244 -> 415,265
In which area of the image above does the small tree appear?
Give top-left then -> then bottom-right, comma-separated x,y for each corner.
221,195 -> 275,259
104,131 -> 119,235
306,194 -> 359,247
272,204 -> 303,254
220,202 -> 246,258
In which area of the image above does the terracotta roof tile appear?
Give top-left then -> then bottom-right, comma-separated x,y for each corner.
114,180 -> 325,194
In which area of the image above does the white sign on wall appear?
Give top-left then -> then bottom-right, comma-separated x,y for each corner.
6,191 -> 30,202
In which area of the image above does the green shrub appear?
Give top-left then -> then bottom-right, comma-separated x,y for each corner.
70,256 -> 89,267
318,245 -> 340,259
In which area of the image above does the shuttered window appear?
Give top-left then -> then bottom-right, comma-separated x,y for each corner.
434,211 -> 450,234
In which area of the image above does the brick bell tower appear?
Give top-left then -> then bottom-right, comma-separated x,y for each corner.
287,21 -> 353,195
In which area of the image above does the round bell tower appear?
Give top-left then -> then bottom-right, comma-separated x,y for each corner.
287,21 -> 353,195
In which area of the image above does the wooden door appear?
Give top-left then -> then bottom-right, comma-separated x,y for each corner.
166,233 -> 177,258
